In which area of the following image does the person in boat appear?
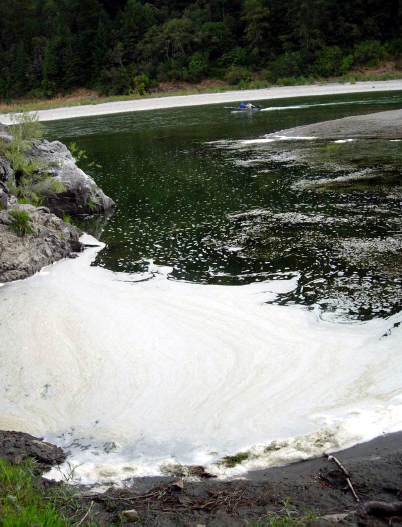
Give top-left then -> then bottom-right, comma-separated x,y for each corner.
239,101 -> 245,108
246,102 -> 255,109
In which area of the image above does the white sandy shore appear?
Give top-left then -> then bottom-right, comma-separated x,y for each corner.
1,79 -> 402,124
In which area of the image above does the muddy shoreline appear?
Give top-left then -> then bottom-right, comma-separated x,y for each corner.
120,432 -> 402,525
2,430 -> 401,524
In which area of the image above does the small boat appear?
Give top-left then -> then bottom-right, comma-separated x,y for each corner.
225,105 -> 262,113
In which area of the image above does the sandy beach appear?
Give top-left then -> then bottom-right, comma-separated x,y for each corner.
1,79 -> 402,124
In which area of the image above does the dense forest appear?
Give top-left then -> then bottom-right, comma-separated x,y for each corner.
0,0 -> 402,99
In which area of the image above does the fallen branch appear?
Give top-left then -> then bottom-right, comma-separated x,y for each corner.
76,500 -> 94,526
325,454 -> 360,503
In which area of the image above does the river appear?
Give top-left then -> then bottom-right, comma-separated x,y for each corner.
1,91 -> 402,484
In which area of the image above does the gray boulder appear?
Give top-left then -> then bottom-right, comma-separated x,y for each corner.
0,123 -> 12,143
26,139 -> 116,217
0,155 -> 13,182
0,203 -> 84,283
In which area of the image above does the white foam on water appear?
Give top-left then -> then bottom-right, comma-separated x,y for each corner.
261,105 -> 305,112
333,139 -> 355,143
259,99 -> 384,113
242,136 -> 317,145
0,235 -> 401,485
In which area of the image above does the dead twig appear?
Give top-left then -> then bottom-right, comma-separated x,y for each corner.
76,500 -> 93,526
325,454 -> 360,503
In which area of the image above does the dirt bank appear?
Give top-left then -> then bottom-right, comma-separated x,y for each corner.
82,432 -> 402,525
3,430 -> 401,525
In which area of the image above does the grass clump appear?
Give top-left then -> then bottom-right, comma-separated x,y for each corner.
0,458 -> 65,526
246,499 -> 316,526
9,209 -> 32,236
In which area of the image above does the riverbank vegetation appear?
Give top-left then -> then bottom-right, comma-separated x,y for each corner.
0,458 -> 65,526
0,113 -> 65,206
0,0 -> 402,107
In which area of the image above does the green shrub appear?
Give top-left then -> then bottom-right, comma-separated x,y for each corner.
385,38 -> 402,57
9,209 -> 32,236
9,112 -> 44,144
188,52 -> 209,82
269,52 -> 304,79
312,46 -> 344,77
133,73 -> 150,95
339,74 -> 357,83
218,47 -> 248,67
341,54 -> 355,74
275,76 -> 299,86
1,112 -> 65,207
353,40 -> 386,67
225,65 -> 252,85
259,68 -> 274,82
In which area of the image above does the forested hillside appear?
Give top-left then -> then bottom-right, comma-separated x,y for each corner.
1,0 -> 401,99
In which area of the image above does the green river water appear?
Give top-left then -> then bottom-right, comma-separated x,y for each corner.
47,91 -> 402,322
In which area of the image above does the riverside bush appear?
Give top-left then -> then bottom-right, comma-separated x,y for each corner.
1,112 -> 65,206
312,46 -> 344,77
225,65 -> 252,85
9,209 -> 32,236
353,41 -> 386,67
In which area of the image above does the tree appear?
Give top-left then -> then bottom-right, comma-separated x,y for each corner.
42,39 -> 59,96
242,0 -> 270,50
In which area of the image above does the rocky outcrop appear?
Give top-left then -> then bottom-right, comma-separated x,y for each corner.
0,122 -> 12,143
26,139 -> 116,217
0,122 -> 115,217
0,155 -> 13,182
0,181 -> 12,209
0,202 -> 83,283
0,121 -> 114,283
0,430 -> 67,470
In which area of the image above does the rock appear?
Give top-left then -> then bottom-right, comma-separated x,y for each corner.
25,139 -> 116,217
0,154 -> 13,182
122,509 -> 140,522
0,203 -> 84,283
0,190 -> 8,210
0,181 -> 9,193
171,478 -> 184,491
0,123 -> 13,144
0,430 -> 67,469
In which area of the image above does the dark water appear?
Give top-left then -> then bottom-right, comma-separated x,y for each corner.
46,91 -> 402,320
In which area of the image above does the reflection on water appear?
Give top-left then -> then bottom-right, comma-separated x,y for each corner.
46,91 -> 402,320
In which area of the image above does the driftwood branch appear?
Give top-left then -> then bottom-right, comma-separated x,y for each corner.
326,454 -> 350,478
325,454 -> 360,503
76,500 -> 94,526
